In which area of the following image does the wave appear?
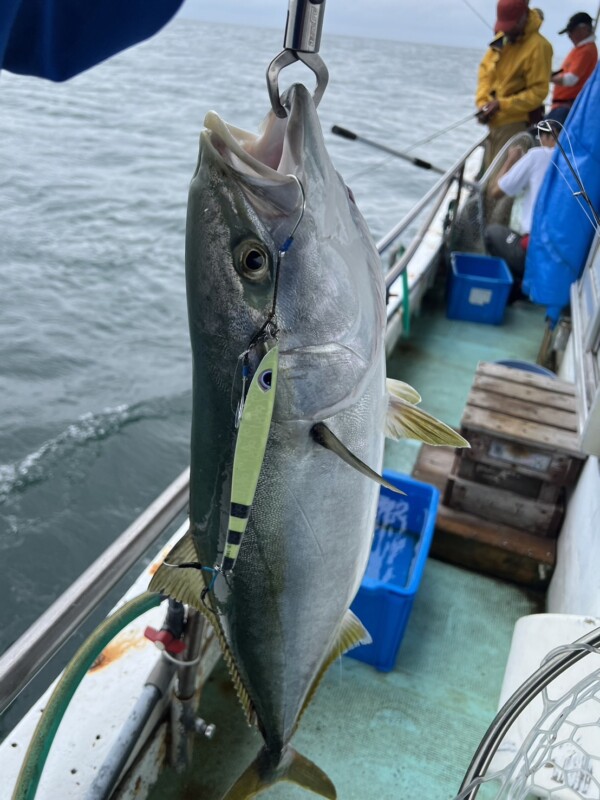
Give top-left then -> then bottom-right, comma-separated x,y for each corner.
0,400 -> 183,503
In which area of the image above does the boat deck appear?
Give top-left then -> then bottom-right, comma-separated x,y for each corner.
148,289 -> 547,800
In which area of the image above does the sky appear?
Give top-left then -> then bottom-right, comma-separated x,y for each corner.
179,0 -> 599,62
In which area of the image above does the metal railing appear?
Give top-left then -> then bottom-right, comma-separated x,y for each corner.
0,468 -> 190,715
377,134 -> 485,290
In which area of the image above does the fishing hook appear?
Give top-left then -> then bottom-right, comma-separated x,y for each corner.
267,0 -> 329,118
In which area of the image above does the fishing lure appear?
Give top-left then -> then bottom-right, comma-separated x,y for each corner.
220,344 -> 279,575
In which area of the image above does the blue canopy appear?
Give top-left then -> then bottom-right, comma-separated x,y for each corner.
523,64 -> 600,320
1,0 -> 184,81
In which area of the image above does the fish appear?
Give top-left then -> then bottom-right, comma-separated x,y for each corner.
149,82 -> 467,800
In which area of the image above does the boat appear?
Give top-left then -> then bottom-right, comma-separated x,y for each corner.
2,7 -> 600,800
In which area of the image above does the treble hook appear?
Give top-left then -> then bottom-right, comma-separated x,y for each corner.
267,0 -> 329,118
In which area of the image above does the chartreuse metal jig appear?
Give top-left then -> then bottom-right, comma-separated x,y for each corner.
220,344 -> 279,575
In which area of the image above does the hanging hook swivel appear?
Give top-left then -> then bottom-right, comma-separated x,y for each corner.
267,0 -> 329,118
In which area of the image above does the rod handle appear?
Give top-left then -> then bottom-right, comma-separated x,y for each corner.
331,125 -> 357,141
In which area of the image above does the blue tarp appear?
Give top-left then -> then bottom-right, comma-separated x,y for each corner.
523,64 -> 600,319
1,0 -> 184,81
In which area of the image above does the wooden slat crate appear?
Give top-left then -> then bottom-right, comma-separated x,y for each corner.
412,445 -> 555,589
445,362 -> 586,538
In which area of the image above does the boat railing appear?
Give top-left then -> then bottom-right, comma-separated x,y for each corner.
379,135 -> 486,305
0,468 -> 190,716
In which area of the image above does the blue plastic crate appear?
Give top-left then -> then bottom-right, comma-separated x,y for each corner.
347,470 -> 440,672
447,252 -> 513,325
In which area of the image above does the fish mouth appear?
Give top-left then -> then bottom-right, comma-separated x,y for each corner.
201,84 -> 313,206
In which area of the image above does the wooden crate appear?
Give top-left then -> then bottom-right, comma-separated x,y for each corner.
445,362 -> 585,537
413,445 -> 555,589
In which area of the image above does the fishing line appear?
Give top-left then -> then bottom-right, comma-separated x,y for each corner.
403,112 -> 478,154
539,119 -> 600,231
460,0 -> 491,31
163,559 -> 230,606
551,121 -> 590,198
346,154 -> 396,183
549,160 -> 599,235
248,173 -> 306,350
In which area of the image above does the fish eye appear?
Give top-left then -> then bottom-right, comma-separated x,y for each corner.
234,240 -> 271,283
258,370 -> 272,391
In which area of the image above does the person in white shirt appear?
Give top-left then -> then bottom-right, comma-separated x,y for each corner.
484,117 -> 559,299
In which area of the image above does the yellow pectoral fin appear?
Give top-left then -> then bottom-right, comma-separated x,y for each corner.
386,377 -> 421,405
385,393 -> 470,447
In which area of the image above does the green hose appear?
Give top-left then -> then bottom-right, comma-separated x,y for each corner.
12,591 -> 163,800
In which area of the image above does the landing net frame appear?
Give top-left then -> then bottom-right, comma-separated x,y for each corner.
455,628 -> 600,800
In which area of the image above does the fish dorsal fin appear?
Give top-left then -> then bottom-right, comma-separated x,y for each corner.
386,377 -> 421,404
148,531 -> 257,726
385,392 -> 470,447
296,609 -> 371,731
311,422 -> 405,495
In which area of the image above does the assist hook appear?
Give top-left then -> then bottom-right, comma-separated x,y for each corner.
267,0 -> 329,118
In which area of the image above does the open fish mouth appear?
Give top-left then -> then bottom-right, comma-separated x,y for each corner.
201,84 -> 314,208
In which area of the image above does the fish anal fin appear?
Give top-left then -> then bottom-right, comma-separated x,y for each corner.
221,746 -> 336,800
311,422 -> 405,494
297,610 -> 370,729
385,393 -> 470,447
148,530 -> 258,728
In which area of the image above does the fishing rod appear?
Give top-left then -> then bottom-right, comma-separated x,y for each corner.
332,118 -> 478,188
331,125 -> 448,175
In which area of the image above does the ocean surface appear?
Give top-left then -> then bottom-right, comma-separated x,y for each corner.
0,18 -> 481,731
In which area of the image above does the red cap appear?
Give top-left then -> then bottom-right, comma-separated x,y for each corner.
494,0 -> 528,34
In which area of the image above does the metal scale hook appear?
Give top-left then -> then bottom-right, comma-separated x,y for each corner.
267,0 -> 329,118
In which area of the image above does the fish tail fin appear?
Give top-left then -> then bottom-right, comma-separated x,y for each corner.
221,745 -> 336,800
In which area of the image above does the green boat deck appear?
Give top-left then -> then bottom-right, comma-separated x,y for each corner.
150,290 -> 547,800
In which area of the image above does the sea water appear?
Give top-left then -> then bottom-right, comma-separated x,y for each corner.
0,17 -> 481,732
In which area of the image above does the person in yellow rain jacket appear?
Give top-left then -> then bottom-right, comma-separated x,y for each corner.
476,0 -> 553,171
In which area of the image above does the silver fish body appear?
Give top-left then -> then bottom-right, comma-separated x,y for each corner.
151,83 -> 387,798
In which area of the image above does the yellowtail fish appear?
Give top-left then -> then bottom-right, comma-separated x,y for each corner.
150,83 -> 466,800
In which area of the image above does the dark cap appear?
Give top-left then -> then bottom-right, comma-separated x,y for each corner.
559,12 -> 594,34
494,0 -> 528,34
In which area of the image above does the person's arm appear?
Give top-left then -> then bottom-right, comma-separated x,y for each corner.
475,49 -> 497,112
2,0 -> 184,81
489,146 -> 526,199
551,46 -> 597,86
497,39 -> 553,114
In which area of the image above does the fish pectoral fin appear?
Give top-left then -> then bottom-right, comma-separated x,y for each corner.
297,610 -> 371,729
221,746 -> 336,800
311,422 -> 405,495
148,530 -> 258,729
385,393 -> 470,447
386,377 -> 421,405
